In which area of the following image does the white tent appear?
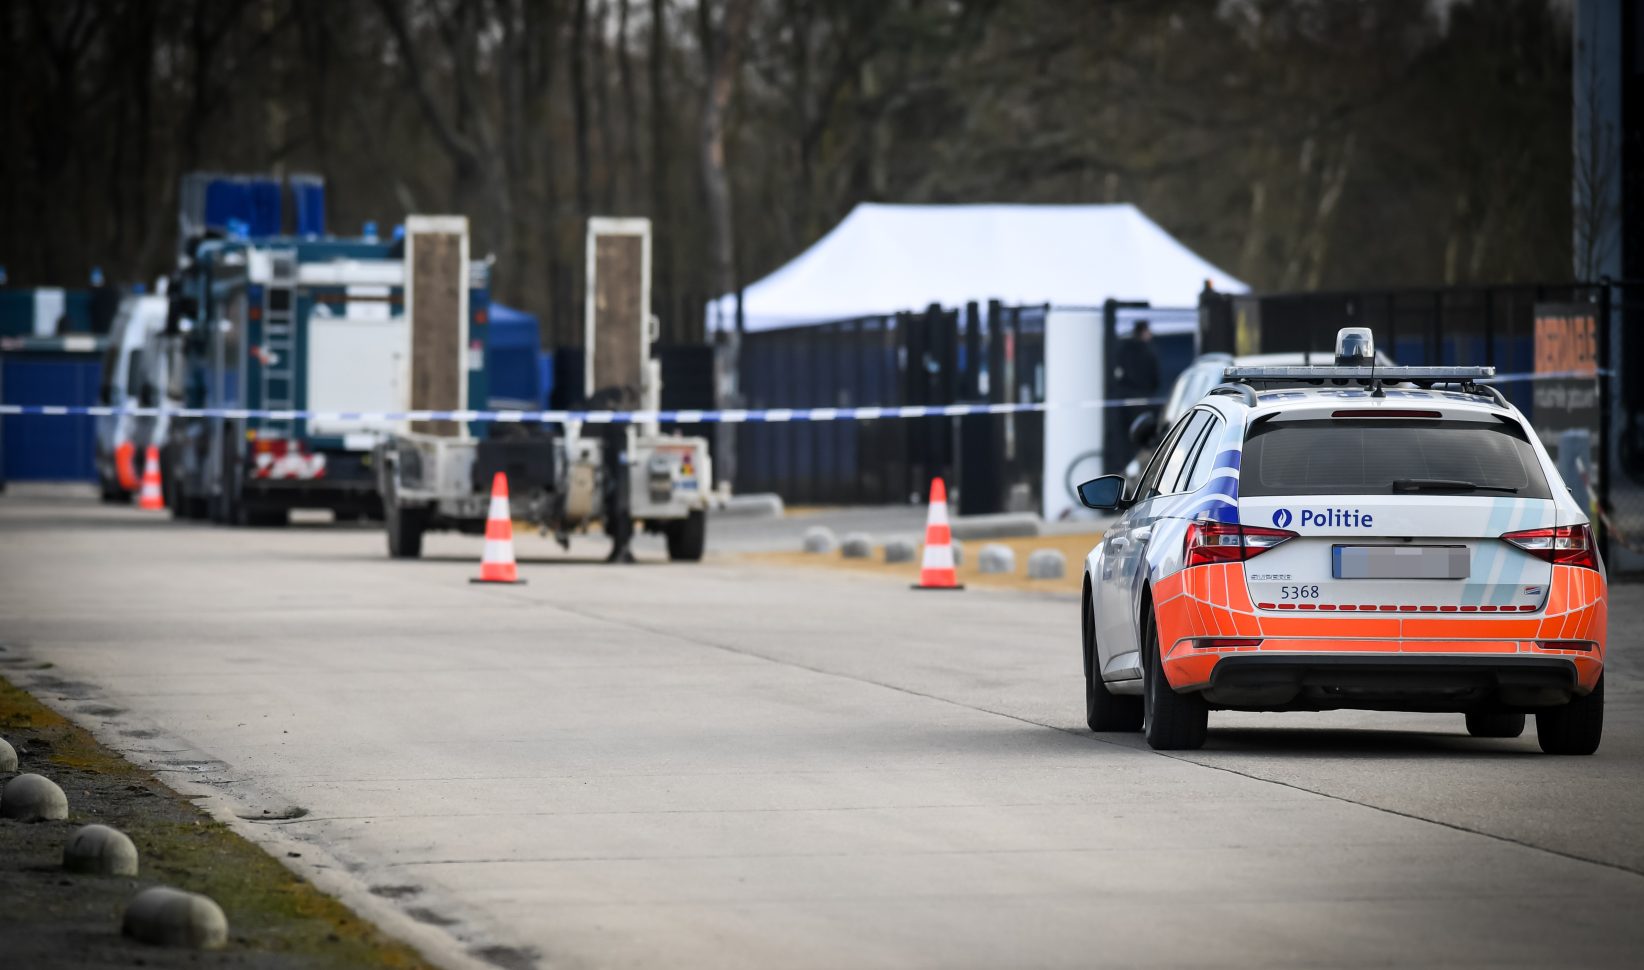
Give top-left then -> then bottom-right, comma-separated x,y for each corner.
708,203 -> 1246,331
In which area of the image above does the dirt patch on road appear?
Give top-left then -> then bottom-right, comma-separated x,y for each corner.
0,675 -> 435,969
746,531 -> 1098,595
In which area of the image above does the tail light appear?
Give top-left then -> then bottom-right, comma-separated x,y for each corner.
1184,520 -> 1296,568
1502,524 -> 1598,569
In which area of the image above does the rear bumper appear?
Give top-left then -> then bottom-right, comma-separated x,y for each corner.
1194,653 -> 1588,712
1151,561 -> 1607,709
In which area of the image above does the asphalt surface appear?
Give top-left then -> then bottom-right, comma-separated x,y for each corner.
2,486 -> 1643,969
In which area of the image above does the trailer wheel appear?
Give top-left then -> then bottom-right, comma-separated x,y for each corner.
665,509 -> 707,562
387,505 -> 428,559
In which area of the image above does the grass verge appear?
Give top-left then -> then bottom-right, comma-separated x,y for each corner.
0,673 -> 435,969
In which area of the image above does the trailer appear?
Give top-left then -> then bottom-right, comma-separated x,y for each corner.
377,217 -> 710,562
163,226 -> 492,525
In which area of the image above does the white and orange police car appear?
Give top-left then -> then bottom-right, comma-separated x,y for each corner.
1078,328 -> 1606,753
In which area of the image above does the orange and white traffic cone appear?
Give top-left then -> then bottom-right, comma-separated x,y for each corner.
471,472 -> 525,584
135,445 -> 165,511
912,477 -> 963,590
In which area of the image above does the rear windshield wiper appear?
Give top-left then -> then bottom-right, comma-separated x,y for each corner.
1392,478 -> 1519,494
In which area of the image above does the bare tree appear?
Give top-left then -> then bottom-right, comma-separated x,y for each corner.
697,0 -> 754,302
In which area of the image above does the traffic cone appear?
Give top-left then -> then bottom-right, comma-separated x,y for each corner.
135,445 -> 164,511
471,472 -> 525,584
913,477 -> 963,590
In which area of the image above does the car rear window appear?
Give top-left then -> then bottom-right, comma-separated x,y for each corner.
1241,417 -> 1552,498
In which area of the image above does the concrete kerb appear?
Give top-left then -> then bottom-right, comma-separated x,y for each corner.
978,544 -> 1016,574
883,538 -> 917,564
6,669 -> 504,970
711,493 -> 785,519
1027,549 -> 1067,580
64,822 -> 140,876
840,533 -> 873,559
951,513 -> 1042,540
801,526 -> 838,554
0,771 -> 69,821
122,886 -> 229,948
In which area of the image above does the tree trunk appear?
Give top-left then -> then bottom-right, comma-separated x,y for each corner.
649,0 -> 675,341
698,0 -> 753,302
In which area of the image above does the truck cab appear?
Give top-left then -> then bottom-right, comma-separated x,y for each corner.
164,233 -> 491,524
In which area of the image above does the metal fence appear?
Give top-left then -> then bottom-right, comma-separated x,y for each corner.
733,303 -> 1048,511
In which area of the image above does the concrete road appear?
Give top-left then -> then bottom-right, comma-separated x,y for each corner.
2,487 -> 1643,969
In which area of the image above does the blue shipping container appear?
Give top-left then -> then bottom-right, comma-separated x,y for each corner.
0,353 -> 102,481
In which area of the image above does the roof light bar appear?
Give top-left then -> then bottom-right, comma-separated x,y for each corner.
1223,365 -> 1495,381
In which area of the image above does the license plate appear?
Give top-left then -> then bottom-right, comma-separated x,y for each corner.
1332,545 -> 1469,580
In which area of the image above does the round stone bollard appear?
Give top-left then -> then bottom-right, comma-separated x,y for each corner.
839,533 -> 873,559
977,544 -> 1016,575
1026,549 -> 1067,581
882,538 -> 917,564
0,736 -> 17,772
0,772 -> 69,821
801,526 -> 838,554
64,823 -> 140,876
123,887 -> 229,949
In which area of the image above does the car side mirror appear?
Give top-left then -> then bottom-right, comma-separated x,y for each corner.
1076,474 -> 1128,511
1129,410 -> 1159,448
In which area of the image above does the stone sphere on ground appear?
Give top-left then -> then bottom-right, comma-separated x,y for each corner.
64,823 -> 140,876
122,887 -> 229,948
0,736 -> 17,772
0,772 -> 69,821
840,533 -> 873,559
1026,549 -> 1067,580
977,544 -> 1016,574
801,526 -> 838,554
882,538 -> 917,564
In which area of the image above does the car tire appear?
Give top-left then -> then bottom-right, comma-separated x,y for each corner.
1083,580 -> 1141,732
665,509 -> 707,562
1141,604 -> 1208,750
1464,712 -> 1525,739
1535,676 -> 1604,755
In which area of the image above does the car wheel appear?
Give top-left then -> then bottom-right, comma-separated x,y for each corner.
1141,604 -> 1207,751
1083,580 -> 1141,732
1465,712 -> 1525,739
1535,676 -> 1603,755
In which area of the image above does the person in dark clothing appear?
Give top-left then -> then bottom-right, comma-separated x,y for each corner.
1108,320 -> 1162,475
1113,320 -> 1160,400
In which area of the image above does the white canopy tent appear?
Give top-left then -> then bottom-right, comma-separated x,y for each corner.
708,203 -> 1246,332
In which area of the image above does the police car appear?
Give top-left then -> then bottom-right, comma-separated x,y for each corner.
1078,328 -> 1606,754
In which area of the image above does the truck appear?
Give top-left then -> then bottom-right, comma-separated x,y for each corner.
377,217 -> 710,562
163,225 -> 493,525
